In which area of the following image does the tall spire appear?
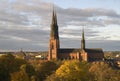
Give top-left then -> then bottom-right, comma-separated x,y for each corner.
51,8 -> 55,25
81,28 -> 85,50
50,7 -> 59,39
51,5 -> 57,25
82,28 -> 85,41
54,10 -> 57,25
48,7 -> 60,60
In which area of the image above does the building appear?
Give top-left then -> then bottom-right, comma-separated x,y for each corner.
48,9 -> 104,62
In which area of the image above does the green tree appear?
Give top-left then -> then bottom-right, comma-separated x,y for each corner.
0,54 -> 27,73
20,64 -> 35,77
0,63 -> 10,81
36,61 -> 58,81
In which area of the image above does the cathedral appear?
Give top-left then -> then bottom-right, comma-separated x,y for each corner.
48,10 -> 104,62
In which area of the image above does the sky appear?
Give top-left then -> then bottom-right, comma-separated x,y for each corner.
0,0 -> 120,51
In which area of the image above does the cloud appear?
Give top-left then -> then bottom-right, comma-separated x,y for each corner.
104,18 -> 120,25
0,0 -> 120,51
3,0 -> 120,27
57,8 -> 120,27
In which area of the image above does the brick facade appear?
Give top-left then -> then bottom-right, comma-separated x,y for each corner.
48,9 -> 104,62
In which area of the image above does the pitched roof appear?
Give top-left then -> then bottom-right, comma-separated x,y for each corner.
85,48 -> 103,54
59,48 -> 103,54
59,48 -> 80,53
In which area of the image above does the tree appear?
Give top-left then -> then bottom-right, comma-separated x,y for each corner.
45,73 -> 65,81
20,64 -> 35,77
0,63 -> 10,81
11,67 -> 29,81
36,61 -> 58,81
89,61 -> 120,81
11,64 -> 36,81
55,60 -> 91,81
0,54 -> 27,73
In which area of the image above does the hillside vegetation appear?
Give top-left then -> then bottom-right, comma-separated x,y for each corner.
0,54 -> 120,81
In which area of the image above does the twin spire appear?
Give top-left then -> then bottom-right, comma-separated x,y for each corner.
50,8 -> 59,39
51,9 -> 57,26
50,8 -> 85,50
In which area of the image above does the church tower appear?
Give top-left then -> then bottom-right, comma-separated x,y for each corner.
48,9 -> 60,60
81,28 -> 88,61
81,28 -> 85,50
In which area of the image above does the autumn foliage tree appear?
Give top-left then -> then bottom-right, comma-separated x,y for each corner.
46,60 -> 91,81
0,54 -> 120,81
11,64 -> 36,81
0,54 -> 27,81
89,61 -> 120,81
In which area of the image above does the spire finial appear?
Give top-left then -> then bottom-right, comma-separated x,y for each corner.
53,4 -> 55,11
82,26 -> 84,39
51,5 -> 55,25
81,26 -> 85,50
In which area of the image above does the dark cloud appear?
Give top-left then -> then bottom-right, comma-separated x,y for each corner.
60,39 -> 120,51
86,40 -> 120,51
